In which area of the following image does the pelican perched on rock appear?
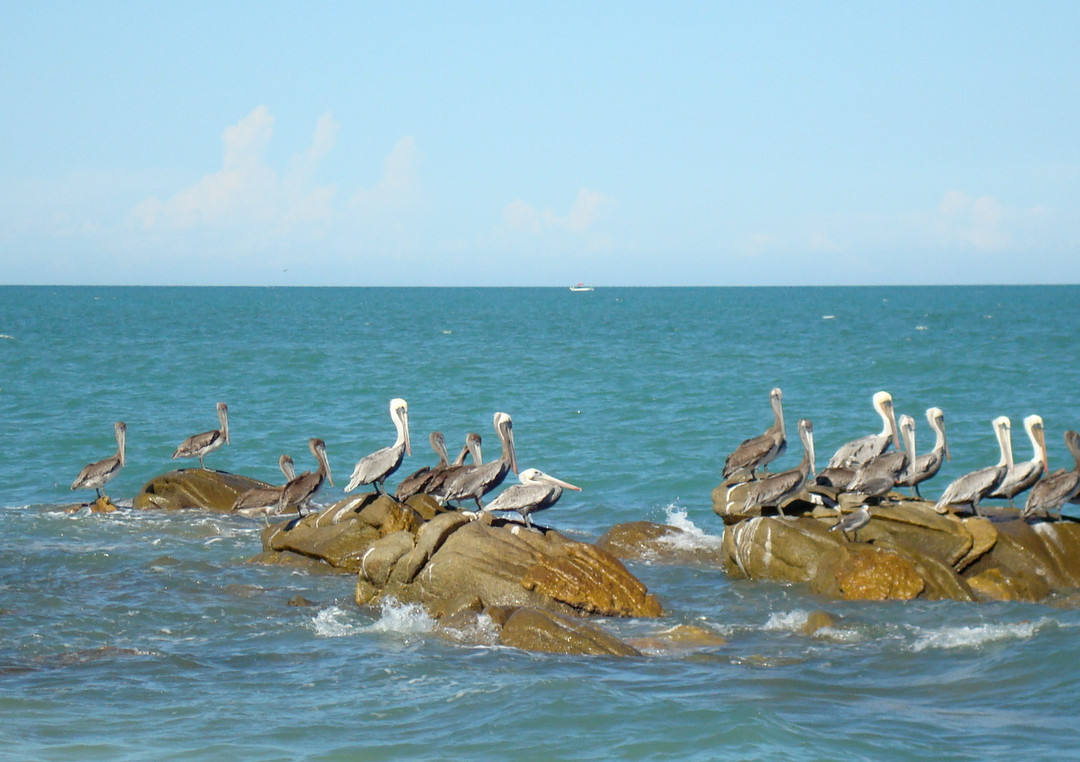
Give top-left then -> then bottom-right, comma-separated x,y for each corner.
827,391 -> 900,470
904,407 -> 949,498
934,416 -> 1014,516
422,433 -> 482,498
231,454 -> 297,520
71,421 -> 126,500
172,402 -> 229,469
742,419 -> 815,518
394,431 -> 451,501
1023,430 -> 1080,520
722,387 -> 786,481
439,412 -> 517,509
483,468 -> 581,528
278,438 -> 333,518
345,398 -> 410,494
990,414 -> 1047,506
846,414 -> 916,503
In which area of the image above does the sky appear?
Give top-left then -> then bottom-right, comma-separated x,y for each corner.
2,1 -> 1078,286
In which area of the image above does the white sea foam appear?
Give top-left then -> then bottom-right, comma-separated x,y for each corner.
908,619 -> 1047,652
763,609 -> 810,632
659,505 -> 724,551
311,606 -> 364,638
364,598 -> 437,635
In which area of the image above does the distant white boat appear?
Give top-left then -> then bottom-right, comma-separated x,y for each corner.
569,283 -> 594,292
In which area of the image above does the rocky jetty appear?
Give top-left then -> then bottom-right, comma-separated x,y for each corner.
712,478 -> 1080,602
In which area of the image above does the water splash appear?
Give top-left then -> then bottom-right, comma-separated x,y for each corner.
659,505 -> 724,551
908,619 -> 1048,652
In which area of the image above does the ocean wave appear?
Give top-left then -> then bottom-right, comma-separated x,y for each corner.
313,599 -> 436,639
658,505 -> 724,551
908,618 -> 1050,652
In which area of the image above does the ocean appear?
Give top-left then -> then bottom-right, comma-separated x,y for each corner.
2,285 -> 1079,759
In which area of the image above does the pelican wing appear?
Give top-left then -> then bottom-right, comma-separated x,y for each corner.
173,429 -> 224,459
936,465 -> 1005,509
990,460 -> 1042,499
71,454 -> 122,491
1024,470 -> 1080,516
485,483 -> 559,515
345,443 -> 405,492
742,468 -> 804,510
827,433 -> 889,470
723,431 -> 785,478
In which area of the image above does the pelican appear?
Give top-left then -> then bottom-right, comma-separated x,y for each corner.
722,387 -> 786,481
1023,430 -> 1080,520
827,391 -> 900,470
278,438 -> 333,518
172,402 -> 229,469
423,433 -> 482,496
830,505 -> 872,542
846,414 -> 916,503
394,431 -> 451,501
934,416 -> 1014,516
990,414 -> 1048,506
345,398 -> 411,494
742,419 -> 815,518
483,468 -> 581,528
904,407 -> 950,498
231,454 -> 297,520
439,412 -> 517,509
71,421 -> 126,500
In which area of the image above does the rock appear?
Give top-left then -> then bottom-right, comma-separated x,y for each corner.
245,549 -> 343,575
496,607 -> 641,657
134,469 -> 269,512
91,496 -> 118,513
833,546 -> 925,601
626,624 -> 728,653
802,610 -> 839,635
288,595 -> 317,607
595,521 -> 726,567
257,499 -> 664,622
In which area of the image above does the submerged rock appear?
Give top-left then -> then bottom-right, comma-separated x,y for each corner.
595,521 -> 726,567
134,469 -> 269,512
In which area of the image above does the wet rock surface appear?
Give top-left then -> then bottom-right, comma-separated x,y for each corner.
134,469 -> 269,512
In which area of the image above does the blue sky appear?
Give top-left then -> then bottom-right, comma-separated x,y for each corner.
2,2 -> 1078,286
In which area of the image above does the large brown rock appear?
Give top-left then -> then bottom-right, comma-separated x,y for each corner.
256,496 -> 664,624
134,469 -> 269,512
716,490 -> 1080,603
493,607 -> 641,657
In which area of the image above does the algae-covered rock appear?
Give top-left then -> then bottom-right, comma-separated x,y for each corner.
134,469 -> 269,512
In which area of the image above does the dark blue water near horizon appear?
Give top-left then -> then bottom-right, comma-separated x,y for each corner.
3,285 -> 1080,759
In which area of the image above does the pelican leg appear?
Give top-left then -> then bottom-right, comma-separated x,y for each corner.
474,498 -> 484,510
523,513 -> 533,529
912,484 -> 922,499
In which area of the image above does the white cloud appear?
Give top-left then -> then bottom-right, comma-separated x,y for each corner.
935,189 -> 1009,250
498,187 -> 614,249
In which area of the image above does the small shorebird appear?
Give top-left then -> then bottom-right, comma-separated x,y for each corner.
172,402 -> 230,469
345,398 -> 411,495
71,421 -> 126,501
830,505 -> 872,542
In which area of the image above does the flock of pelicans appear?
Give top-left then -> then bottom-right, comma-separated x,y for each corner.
70,389 -> 1080,533
70,399 -> 580,528
722,389 -> 1080,535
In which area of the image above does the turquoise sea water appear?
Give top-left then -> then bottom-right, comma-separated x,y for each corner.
2,285 -> 1080,759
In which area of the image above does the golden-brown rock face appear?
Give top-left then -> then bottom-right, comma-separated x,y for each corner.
713,491 -> 1080,603
257,494 -> 663,624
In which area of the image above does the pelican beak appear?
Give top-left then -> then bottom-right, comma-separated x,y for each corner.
546,475 -> 582,491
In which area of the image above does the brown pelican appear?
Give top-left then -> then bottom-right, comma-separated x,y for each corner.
722,387 -> 786,481
278,438 -> 333,517
71,421 -> 126,500
345,398 -> 411,494
830,504 -> 872,541
231,454 -> 297,520
846,414 -> 916,502
482,468 -> 581,528
423,433 -> 483,498
439,412 -> 517,509
1023,430 -> 1080,520
827,391 -> 900,470
903,407 -> 949,498
394,431 -> 451,501
172,402 -> 229,469
934,416 -> 1014,516
742,419 -> 815,518
990,414 -> 1047,506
